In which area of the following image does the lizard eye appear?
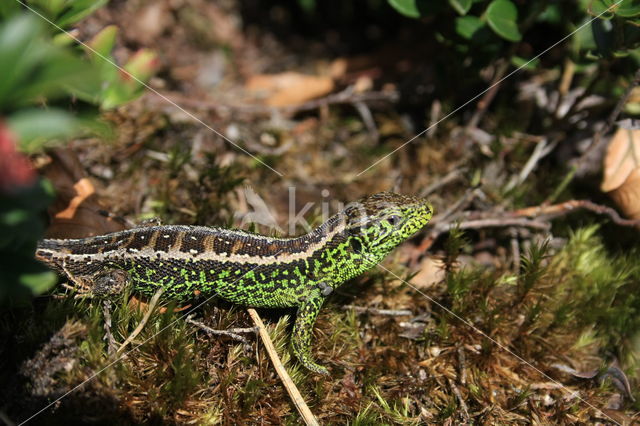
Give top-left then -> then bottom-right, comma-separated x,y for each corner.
385,215 -> 402,228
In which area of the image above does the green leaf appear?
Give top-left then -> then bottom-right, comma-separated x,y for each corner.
511,55 -> 540,70
20,270 -> 58,295
0,1 -> 20,19
388,0 -> 430,18
456,15 -> 485,39
615,0 -> 640,17
595,0 -> 640,18
22,0 -> 107,28
100,49 -> 159,109
537,4 -> 562,24
0,14 -> 44,107
8,109 -> 83,152
589,0 -> 615,19
30,0 -> 109,28
0,14 -> 100,111
57,0 -> 108,27
87,25 -> 118,60
486,0 -> 522,41
592,18 -> 614,55
449,0 -> 472,15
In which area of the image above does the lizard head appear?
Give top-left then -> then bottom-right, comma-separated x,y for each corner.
343,192 -> 433,261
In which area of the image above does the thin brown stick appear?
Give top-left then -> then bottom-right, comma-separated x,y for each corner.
419,167 -> 467,198
433,188 -> 480,223
420,198 -> 639,252
247,308 -> 319,426
447,377 -> 470,422
160,89 -> 399,118
342,305 -> 413,316
103,300 -> 117,355
114,287 -> 164,357
467,60 -> 510,129
513,199 -> 640,227
0,409 -> 15,426
186,315 -> 256,345
432,218 -> 551,233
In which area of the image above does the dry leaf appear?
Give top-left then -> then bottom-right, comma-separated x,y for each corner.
132,3 -> 173,44
552,362 -> 635,402
601,128 -> 640,219
245,72 -> 334,106
409,257 -> 446,289
40,148 -> 125,238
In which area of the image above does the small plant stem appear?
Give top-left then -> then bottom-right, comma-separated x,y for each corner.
342,305 -> 413,316
544,165 -> 576,205
421,198 -> 640,251
186,316 -> 256,345
513,199 -> 640,227
114,287 -> 164,358
162,88 -> 399,117
247,308 -> 319,426
103,300 -> 117,355
447,377 -> 470,422
467,60 -> 511,130
419,167 -> 466,198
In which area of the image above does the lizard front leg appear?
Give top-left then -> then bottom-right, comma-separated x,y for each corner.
292,288 -> 330,375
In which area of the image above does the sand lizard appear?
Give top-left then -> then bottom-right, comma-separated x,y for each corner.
36,192 -> 433,374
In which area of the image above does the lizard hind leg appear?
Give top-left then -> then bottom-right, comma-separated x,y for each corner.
291,291 -> 330,376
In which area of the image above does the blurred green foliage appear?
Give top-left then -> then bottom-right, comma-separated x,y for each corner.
387,0 -> 640,59
0,0 -> 108,29
0,2 -> 156,305
0,14 -> 97,151
0,179 -> 56,306
85,25 -> 159,109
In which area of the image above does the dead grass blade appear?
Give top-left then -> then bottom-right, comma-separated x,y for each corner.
247,308 -> 319,426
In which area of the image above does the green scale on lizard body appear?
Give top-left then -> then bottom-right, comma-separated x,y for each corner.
36,192 -> 433,374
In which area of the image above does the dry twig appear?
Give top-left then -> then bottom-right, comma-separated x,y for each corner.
113,287 -> 164,358
247,308 -> 319,426
342,305 -> 413,316
419,167 -> 467,198
467,60 -> 511,130
186,315 -> 256,345
447,377 -> 470,422
514,199 -> 640,227
102,300 -> 117,355
421,198 -> 639,251
160,89 -> 399,118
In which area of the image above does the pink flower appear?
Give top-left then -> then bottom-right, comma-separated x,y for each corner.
0,122 -> 36,193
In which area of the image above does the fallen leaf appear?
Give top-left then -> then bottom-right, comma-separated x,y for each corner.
409,257 -> 446,289
601,127 -> 640,219
609,169 -> 640,219
132,3 -> 173,44
245,72 -> 334,106
552,362 -> 635,402
399,321 -> 427,340
40,148 -> 125,238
